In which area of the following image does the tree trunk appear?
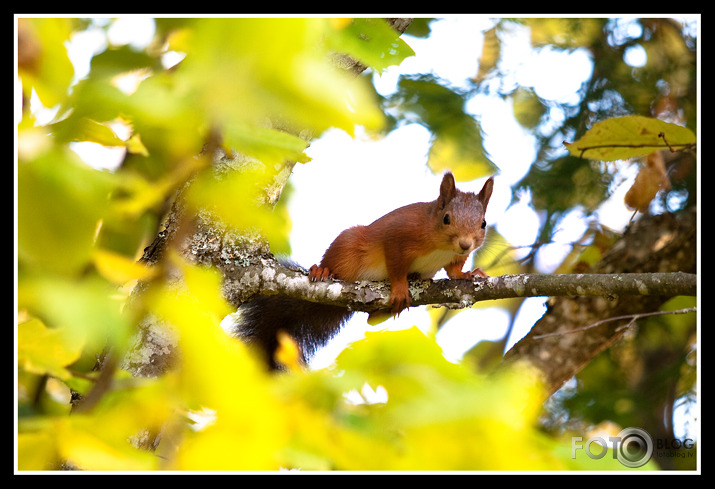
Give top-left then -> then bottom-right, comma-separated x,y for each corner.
502,206 -> 697,396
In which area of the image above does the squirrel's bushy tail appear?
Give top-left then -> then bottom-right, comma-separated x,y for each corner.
234,295 -> 354,369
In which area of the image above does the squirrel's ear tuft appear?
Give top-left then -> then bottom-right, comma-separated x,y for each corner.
438,172 -> 457,209
479,177 -> 494,207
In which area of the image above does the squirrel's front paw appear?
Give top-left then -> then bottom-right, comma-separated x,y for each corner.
388,284 -> 411,316
466,267 -> 488,279
309,264 -> 332,281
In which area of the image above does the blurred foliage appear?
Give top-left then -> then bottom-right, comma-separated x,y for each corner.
387,74 -> 498,180
512,18 -> 696,220
458,17 -> 698,470
16,16 -> 697,471
540,296 -> 697,470
18,256 -> 653,471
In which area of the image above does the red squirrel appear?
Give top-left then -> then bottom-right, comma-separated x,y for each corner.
236,172 -> 494,369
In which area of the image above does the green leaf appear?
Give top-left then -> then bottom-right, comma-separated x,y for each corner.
404,18 -> 435,38
566,115 -> 696,161
61,77 -> 131,127
392,75 -> 497,179
175,18 -> 384,136
222,123 -> 311,166
52,117 -> 125,147
518,154 -> 608,213
331,18 -> 415,73
184,167 -> 292,255
18,146 -> 115,276
512,87 -> 546,129
18,274 -> 133,355
87,44 -> 163,80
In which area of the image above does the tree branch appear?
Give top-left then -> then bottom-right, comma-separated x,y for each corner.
174,219 -> 695,313
130,160 -> 697,390
216,256 -> 695,312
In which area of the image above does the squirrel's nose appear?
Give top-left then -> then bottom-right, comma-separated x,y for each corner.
458,240 -> 472,252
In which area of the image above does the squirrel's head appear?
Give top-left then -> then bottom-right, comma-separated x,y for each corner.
437,172 -> 494,255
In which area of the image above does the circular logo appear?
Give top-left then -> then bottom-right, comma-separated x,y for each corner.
615,427 -> 653,468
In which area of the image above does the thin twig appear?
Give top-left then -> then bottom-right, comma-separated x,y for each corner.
532,307 -> 696,339
659,131 -> 697,154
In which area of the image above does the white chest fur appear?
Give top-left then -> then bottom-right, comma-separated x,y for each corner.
409,249 -> 462,279
352,249 -> 464,282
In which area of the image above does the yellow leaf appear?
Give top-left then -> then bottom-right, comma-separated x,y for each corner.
125,133 -> 149,156
41,377 -> 174,470
18,318 -> 84,380
93,249 -> 157,285
428,133 -> 496,181
18,275 -> 132,354
174,421 -> 283,470
527,18 -> 603,49
17,431 -> 57,471
18,18 -> 75,108
149,254 -> 264,404
367,309 -> 392,326
147,255 -> 291,470
330,18 -> 353,29
69,117 -> 125,146
56,419 -> 157,471
566,115 -> 696,161
274,331 -> 304,372
474,26 -> 500,83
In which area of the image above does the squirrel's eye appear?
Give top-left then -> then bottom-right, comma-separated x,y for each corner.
481,219 -> 487,229
443,213 -> 451,225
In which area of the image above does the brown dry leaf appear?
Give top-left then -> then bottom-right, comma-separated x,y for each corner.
474,26 -> 500,83
624,151 -> 671,212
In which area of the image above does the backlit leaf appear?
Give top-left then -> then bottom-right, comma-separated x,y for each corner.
18,275 -> 132,355
18,318 -> 84,380
18,18 -> 75,108
184,166 -> 292,255
392,75 -> 497,179
18,147 -> 115,276
52,117 -> 125,147
330,18 -> 415,73
17,431 -> 57,470
175,18 -> 384,136
148,256 -> 289,469
222,123 -> 311,166
92,249 -> 157,284
565,115 -> 696,161
512,87 -> 547,129
475,26 -> 500,83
